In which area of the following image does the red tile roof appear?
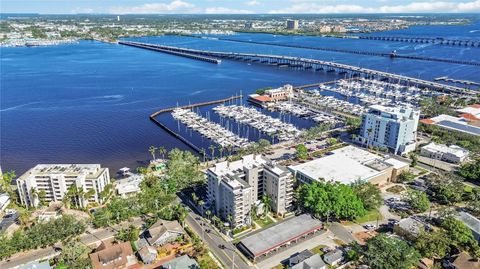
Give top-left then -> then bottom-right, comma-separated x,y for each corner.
460,113 -> 480,121
250,95 -> 272,102
420,118 -> 435,124
469,104 -> 480,108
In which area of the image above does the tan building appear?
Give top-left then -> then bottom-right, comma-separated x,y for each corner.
207,155 -> 294,227
289,146 -> 408,187
265,84 -> 294,101
90,242 -> 137,269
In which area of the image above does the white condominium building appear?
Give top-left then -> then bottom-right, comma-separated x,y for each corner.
359,105 -> 420,155
207,155 -> 293,228
420,142 -> 469,164
17,164 -> 110,208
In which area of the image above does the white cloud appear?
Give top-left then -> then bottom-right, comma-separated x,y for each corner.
204,7 -> 253,14
246,0 -> 261,6
110,0 -> 197,14
269,0 -> 480,13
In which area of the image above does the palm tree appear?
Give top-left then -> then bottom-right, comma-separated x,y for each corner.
158,146 -> 166,160
250,204 -> 258,222
149,145 -> 157,161
84,189 -> 96,207
261,195 -> 272,218
209,145 -> 216,161
29,187 -> 38,208
227,214 -> 234,228
205,210 -> 211,221
191,193 -> 198,205
226,145 -> 233,157
1,170 -> 15,194
200,148 -> 206,163
198,200 -> 205,211
218,145 -> 224,159
366,128 -> 373,147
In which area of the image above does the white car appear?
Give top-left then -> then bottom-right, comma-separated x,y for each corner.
364,224 -> 376,230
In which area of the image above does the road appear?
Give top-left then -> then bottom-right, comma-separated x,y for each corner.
0,218 -> 146,269
184,211 -> 254,269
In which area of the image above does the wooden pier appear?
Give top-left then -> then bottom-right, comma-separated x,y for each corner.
149,95 -> 243,152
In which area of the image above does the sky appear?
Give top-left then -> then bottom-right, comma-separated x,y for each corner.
1,0 -> 480,14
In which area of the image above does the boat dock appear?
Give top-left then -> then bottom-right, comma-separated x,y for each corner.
434,76 -> 480,88
121,41 -> 475,95
119,41 -> 221,64
149,95 -> 243,152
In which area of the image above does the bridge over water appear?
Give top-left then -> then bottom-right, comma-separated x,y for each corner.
358,36 -> 480,47
119,41 -> 477,96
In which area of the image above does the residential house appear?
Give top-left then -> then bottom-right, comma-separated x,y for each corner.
160,255 -> 199,269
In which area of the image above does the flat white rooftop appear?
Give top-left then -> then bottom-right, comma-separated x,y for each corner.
209,154 -> 267,177
422,142 -> 469,158
20,164 -> 104,178
289,146 -> 387,184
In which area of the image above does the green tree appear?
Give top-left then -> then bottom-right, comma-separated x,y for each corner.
414,230 -> 450,259
257,139 -> 271,151
441,216 -> 476,250
166,149 -> 204,190
425,173 -> 464,205
409,152 -> 418,167
0,170 -> 15,194
363,234 -> 420,269
296,144 -> 308,160
149,145 -> 157,161
55,239 -> 91,268
115,225 -> 139,243
261,195 -> 272,218
297,181 -> 366,220
158,146 -> 167,160
397,171 -> 415,183
351,181 -> 382,210
459,158 -> 480,182
407,190 -> 430,213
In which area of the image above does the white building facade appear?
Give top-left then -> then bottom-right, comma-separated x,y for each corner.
16,164 -> 110,208
359,105 -> 420,155
420,142 -> 469,164
207,155 -> 293,227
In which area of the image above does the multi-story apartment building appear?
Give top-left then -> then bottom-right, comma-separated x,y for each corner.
16,164 -> 110,208
359,105 -> 420,155
286,20 -> 299,30
206,155 -> 293,228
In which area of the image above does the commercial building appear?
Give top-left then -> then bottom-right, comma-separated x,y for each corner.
16,164 -> 110,208
207,155 -> 294,227
289,145 -> 408,187
237,214 -> 323,261
359,105 -> 419,155
420,113 -> 480,137
420,142 -> 469,164
286,20 -> 299,30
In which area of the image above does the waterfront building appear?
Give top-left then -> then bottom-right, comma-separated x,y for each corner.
206,155 -> 294,228
420,142 -> 469,164
286,20 -> 299,30
265,84 -> 294,101
318,25 -> 332,33
289,145 -> 408,187
115,173 -> 144,197
359,105 -> 420,155
16,164 -> 110,208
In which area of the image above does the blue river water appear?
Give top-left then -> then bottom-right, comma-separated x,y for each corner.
1,21 -> 480,174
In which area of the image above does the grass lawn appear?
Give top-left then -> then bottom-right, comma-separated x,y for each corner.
310,244 -> 328,256
386,185 -> 405,194
197,252 -> 221,269
255,215 -> 275,228
354,209 -> 382,224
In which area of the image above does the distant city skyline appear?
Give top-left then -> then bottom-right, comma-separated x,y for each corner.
1,0 -> 480,14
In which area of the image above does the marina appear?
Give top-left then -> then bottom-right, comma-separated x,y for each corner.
171,108 -> 251,149
268,102 -> 341,125
213,105 -> 303,141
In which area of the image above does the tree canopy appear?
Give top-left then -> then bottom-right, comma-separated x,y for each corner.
425,173 -> 464,205
459,158 -> 480,182
363,233 -> 420,269
351,181 -> 382,210
406,190 -> 430,213
166,148 -> 204,189
296,144 -> 308,160
297,181 -> 366,220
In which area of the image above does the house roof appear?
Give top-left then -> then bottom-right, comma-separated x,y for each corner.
90,242 -> 133,269
452,252 -> 480,269
288,249 -> 315,267
291,254 -> 326,269
160,255 -> 199,269
323,249 -> 343,265
138,246 -> 157,263
146,219 -> 184,245
420,118 -> 435,124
